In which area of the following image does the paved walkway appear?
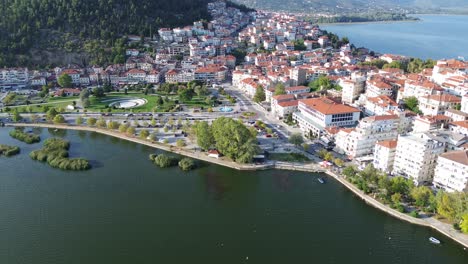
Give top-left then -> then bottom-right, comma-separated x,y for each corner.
5,122 -> 468,249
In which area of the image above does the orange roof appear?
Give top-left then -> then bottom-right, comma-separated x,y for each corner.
451,120 -> 468,129
300,97 -> 360,115
272,94 -> 295,101
278,100 -> 298,107
439,150 -> 468,166
423,93 -> 461,103
377,139 -> 398,149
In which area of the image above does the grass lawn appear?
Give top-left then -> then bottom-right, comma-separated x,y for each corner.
86,93 -> 211,113
268,152 -> 310,162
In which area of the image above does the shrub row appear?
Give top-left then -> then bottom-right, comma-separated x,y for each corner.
0,144 -> 20,157
149,154 -> 196,171
9,129 -> 40,144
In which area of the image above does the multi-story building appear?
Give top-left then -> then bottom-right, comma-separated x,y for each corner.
0,68 -> 29,89
289,67 -> 307,86
293,97 -> 361,137
461,94 -> 468,114
365,79 -> 393,98
373,139 -> 398,173
418,93 -> 461,116
364,95 -> 399,116
393,133 -> 446,185
334,115 -> 399,158
433,150 -> 468,193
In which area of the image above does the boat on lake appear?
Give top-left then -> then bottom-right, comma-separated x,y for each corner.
318,178 -> 325,184
429,237 -> 441,244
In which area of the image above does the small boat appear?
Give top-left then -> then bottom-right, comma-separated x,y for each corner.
54,129 -> 59,132
429,237 -> 441,244
318,178 -> 325,184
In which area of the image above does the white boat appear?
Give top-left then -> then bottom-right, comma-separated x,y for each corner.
429,237 -> 441,244
318,178 -> 325,184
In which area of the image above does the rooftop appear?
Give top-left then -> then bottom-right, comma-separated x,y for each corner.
300,97 -> 360,115
439,150 -> 468,166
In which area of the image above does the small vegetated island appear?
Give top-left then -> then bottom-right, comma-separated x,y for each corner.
149,154 -> 196,171
0,144 -> 20,157
9,129 -> 41,144
29,138 -> 91,170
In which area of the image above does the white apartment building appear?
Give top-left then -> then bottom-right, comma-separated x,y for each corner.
293,97 -> 361,137
393,133 -> 446,185
401,78 -> 443,100
334,115 -> 399,158
364,95 -> 399,116
418,93 -> 461,116
461,94 -> 468,114
365,79 -> 393,98
433,150 -> 468,193
373,139 -> 398,173
0,68 -> 29,89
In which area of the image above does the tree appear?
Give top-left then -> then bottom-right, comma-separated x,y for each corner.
126,126 -> 136,136
139,129 -> 149,139
293,39 -> 306,51
176,139 -> 185,147
11,109 -> 22,122
461,213 -> 468,234
343,166 -> 357,178
391,193 -> 402,206
323,152 -> 334,161
30,114 -> 39,123
75,116 -> 84,125
119,123 -> 129,133
107,120 -> 119,130
410,186 -> 434,208
87,117 -> 97,126
435,191 -> 464,222
53,114 -> 66,124
93,87 -> 105,98
58,74 -> 72,88
82,99 -> 91,108
404,96 -> 420,113
178,158 -> 196,171
288,133 -> 304,147
274,83 -> 286,96
211,117 -> 258,163
46,108 -> 58,121
334,158 -> 344,167
195,121 -> 214,150
96,118 -> 106,128
309,75 -> 333,92
178,88 -> 194,102
253,85 -> 266,103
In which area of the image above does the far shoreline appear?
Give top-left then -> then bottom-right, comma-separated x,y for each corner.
2,123 -> 468,249
318,19 -> 420,26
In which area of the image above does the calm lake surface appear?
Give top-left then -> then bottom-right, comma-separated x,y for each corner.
0,127 -> 467,263
321,15 -> 468,60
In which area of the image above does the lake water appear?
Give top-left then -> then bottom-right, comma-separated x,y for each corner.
1,127 -> 467,263
321,15 -> 468,60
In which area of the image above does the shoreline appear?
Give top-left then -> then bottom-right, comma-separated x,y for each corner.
317,19 -> 419,26
4,123 -> 468,249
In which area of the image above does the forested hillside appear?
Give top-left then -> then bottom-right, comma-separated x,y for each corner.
0,0 -> 213,67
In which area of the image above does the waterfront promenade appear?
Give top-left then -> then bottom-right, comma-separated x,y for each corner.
5,122 -> 468,248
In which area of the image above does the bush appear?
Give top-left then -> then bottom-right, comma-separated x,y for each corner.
395,203 -> 405,213
9,129 -> 41,144
29,138 -> 90,170
149,154 -> 157,161
0,144 -> 20,157
153,154 -> 178,168
178,158 -> 196,171
410,210 -> 419,218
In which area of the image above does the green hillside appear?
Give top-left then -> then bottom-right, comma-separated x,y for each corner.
0,0 -> 213,67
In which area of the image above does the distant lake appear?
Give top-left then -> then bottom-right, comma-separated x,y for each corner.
321,15 -> 468,60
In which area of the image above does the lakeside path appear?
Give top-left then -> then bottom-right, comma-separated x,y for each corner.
4,122 -> 468,249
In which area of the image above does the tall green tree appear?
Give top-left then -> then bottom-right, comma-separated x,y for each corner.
211,117 -> 258,163
288,133 -> 304,147
274,83 -> 286,96
195,121 -> 214,150
253,85 -> 266,103
58,74 -> 72,88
